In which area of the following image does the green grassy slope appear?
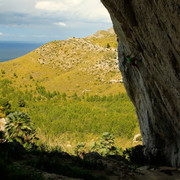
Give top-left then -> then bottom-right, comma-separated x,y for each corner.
0,29 -> 123,96
0,29 -> 140,151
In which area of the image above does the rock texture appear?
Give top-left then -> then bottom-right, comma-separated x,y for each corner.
101,0 -> 180,166
0,118 -> 6,131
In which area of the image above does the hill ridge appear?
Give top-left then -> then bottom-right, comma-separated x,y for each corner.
0,28 -> 123,95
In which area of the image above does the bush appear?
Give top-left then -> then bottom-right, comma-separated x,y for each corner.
18,99 -> 26,107
0,106 -> 5,118
5,112 -> 38,149
75,143 -> 86,157
123,145 -> 147,165
26,156 -> 105,180
90,132 -> 121,156
0,99 -> 11,115
0,141 -> 25,160
106,43 -> 110,48
14,73 -> 18,78
1,69 -> 5,74
0,159 -> 44,180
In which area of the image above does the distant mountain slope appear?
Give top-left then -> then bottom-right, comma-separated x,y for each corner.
87,28 -> 118,48
0,28 -> 124,95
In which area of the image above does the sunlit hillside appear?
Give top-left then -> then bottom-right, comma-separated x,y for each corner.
0,28 -> 140,153
0,28 -> 124,96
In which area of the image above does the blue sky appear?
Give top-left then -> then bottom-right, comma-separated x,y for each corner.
0,0 -> 112,43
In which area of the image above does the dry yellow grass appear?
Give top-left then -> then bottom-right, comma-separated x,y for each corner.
0,29 -> 124,96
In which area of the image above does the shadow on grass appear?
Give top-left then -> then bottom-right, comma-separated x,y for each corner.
0,136 -> 169,180
0,141 -> 107,180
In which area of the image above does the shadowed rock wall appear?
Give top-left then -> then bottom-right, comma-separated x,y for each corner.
101,0 -> 180,166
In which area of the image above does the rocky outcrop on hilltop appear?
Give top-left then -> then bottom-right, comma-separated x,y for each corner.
101,0 -> 180,166
34,37 -> 121,81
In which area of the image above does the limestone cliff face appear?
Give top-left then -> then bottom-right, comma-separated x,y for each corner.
101,0 -> 180,166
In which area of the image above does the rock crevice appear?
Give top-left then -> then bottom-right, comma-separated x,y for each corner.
101,0 -> 180,166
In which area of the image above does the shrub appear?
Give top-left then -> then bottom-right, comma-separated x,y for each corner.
18,99 -> 26,107
26,156 -> 105,180
75,143 -> 86,157
0,106 -> 5,118
106,43 -> 110,48
0,99 -> 11,115
14,73 -> 18,78
1,69 -> 5,74
0,141 -> 25,160
123,145 -> 147,165
0,159 -> 44,180
5,112 -> 38,149
90,132 -> 120,156
62,93 -> 67,101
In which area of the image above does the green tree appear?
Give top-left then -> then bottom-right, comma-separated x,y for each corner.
106,43 -> 110,48
14,73 -> 18,78
29,75 -> 33,79
5,112 -> 38,148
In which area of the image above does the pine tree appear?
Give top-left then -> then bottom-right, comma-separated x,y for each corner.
106,43 -> 110,48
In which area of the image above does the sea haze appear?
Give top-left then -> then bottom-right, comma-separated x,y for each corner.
0,41 -> 43,62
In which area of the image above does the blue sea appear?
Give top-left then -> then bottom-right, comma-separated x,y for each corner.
0,41 -> 43,62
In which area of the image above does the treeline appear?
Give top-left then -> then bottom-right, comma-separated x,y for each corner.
0,78 -> 129,103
